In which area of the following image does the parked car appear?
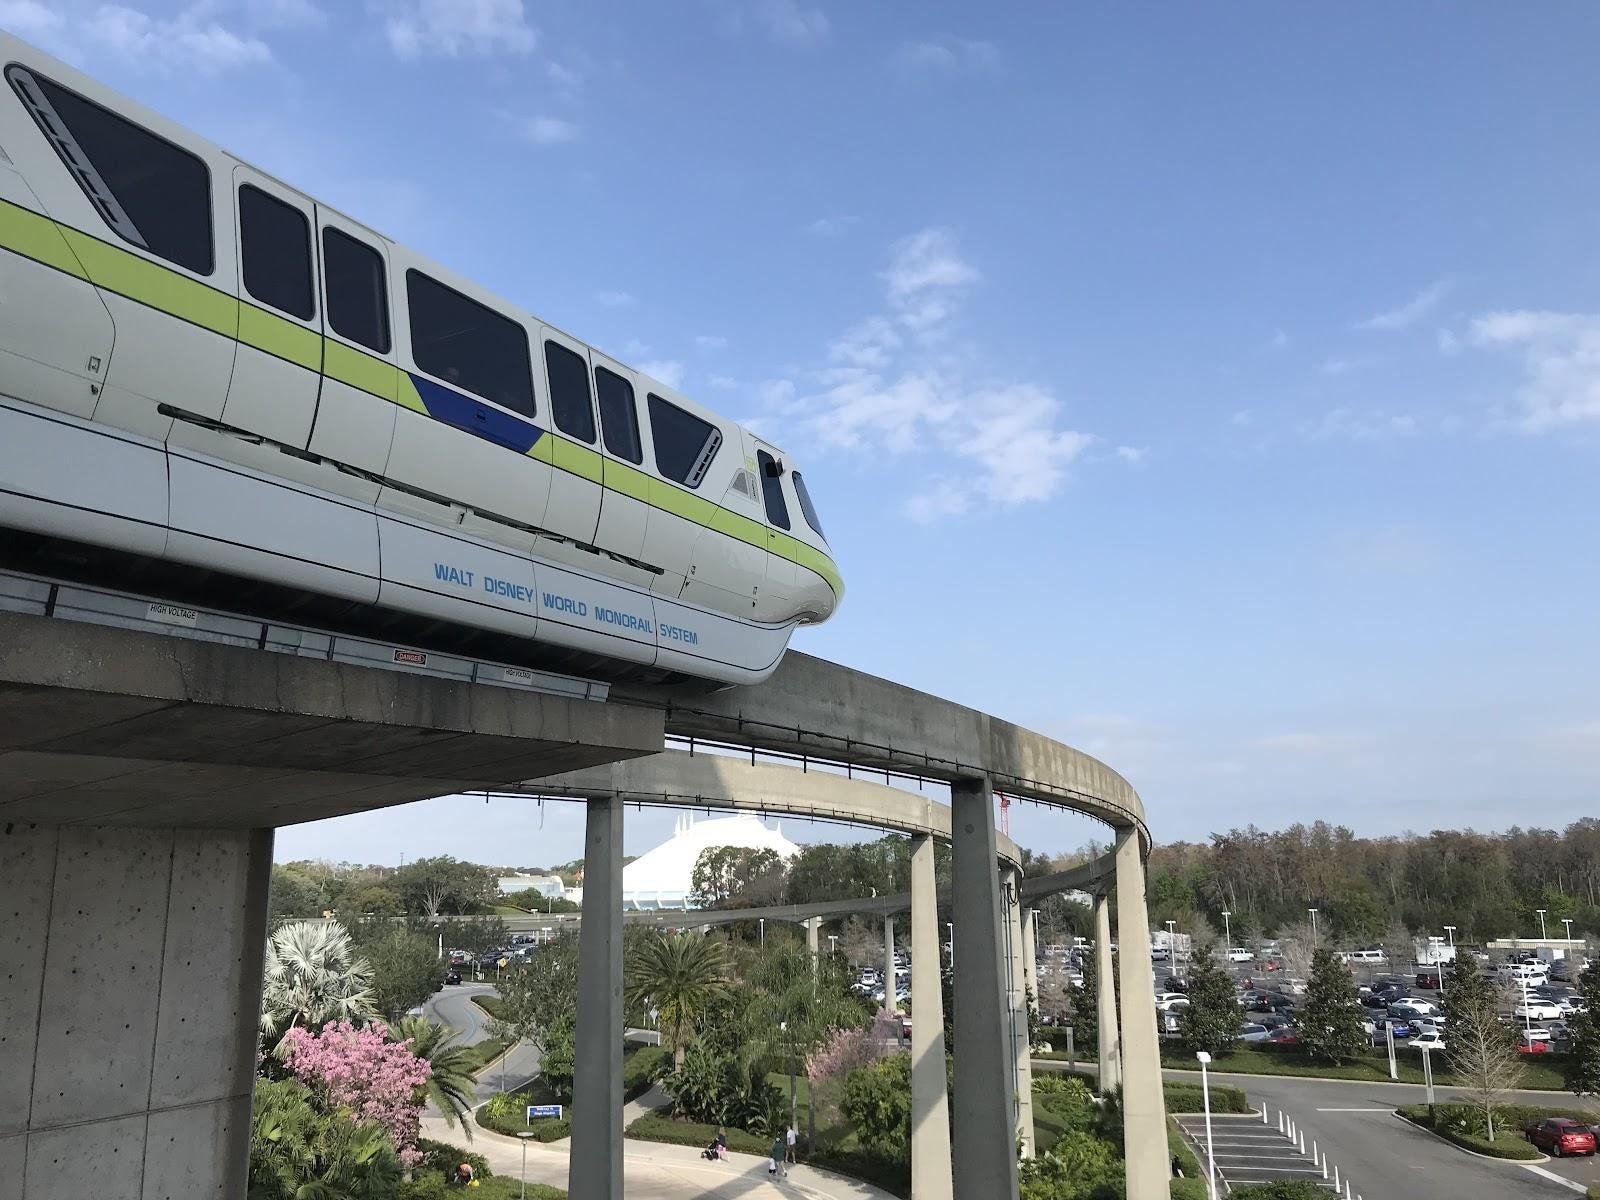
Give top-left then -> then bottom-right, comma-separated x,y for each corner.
1409,1029 -> 1446,1052
1414,970 -> 1442,989
1390,1000 -> 1440,1021
1378,1016 -> 1414,1038
1237,1023 -> 1271,1043
1515,999 -> 1563,1020
1266,1027 -> 1301,1045
1256,1013 -> 1294,1031
1525,1118 -> 1597,1157
1549,960 -> 1579,983
1226,948 -> 1254,963
1558,995 -> 1588,1016
1517,1031 -> 1553,1054
444,968 -> 461,985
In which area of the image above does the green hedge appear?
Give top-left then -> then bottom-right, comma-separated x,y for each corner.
624,1113 -> 772,1155
476,1089 -> 572,1142
1169,1180 -> 1209,1200
1163,1081 -> 1250,1114
623,1043 -> 667,1103
1396,1104 -> 1544,1160
414,1139 -> 492,1179
1228,1184 -> 1330,1199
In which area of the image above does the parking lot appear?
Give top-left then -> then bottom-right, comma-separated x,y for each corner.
1172,1111 -> 1335,1195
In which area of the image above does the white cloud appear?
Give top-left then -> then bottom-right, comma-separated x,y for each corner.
1303,406 -> 1419,440
882,227 -> 980,303
806,215 -> 858,237
1113,445 -> 1147,464
638,360 -> 685,388
695,334 -> 728,350
709,375 -> 738,390
519,115 -> 579,145
895,36 -> 1000,74
1470,309 -> 1600,431
0,0 -> 64,38
622,338 -> 652,357
904,485 -> 970,524
1355,278 -> 1452,332
756,0 -> 828,44
594,290 -> 635,307
384,0 -> 537,59
827,316 -> 902,369
755,379 -> 796,408
953,384 -> 1095,505
82,4 -> 274,72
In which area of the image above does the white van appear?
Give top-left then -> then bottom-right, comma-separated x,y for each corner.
1345,949 -> 1387,964
1226,948 -> 1254,963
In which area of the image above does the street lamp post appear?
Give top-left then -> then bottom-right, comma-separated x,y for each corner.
828,934 -> 838,955
1536,909 -> 1548,941
947,921 -> 954,966
1563,918 -> 1574,943
1221,910 -> 1232,953
1308,908 -> 1319,945
1196,1051 -> 1219,1200
1165,920 -> 1177,961
517,1131 -> 534,1199
759,918 -> 766,948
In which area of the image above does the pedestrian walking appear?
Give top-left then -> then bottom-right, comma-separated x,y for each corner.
785,1123 -> 797,1164
768,1133 -> 785,1177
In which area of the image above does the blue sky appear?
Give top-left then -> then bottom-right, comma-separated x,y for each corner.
13,2 -> 1600,863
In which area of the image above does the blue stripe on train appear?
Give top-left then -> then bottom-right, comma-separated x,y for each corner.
407,373 -> 544,454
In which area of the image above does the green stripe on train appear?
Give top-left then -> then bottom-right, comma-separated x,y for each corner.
0,200 -> 841,600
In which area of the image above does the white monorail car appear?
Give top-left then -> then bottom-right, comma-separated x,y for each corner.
0,34 -> 840,684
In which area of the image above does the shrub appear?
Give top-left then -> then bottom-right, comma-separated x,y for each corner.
413,1139 -> 491,1179
1033,1074 -> 1094,1100
1163,1082 -> 1250,1114
1228,1184 -> 1332,1199
1396,1103 -> 1542,1159
658,1041 -> 787,1134
1169,1179 -> 1210,1199
1017,1132 -> 1121,1200
841,1054 -> 912,1156
475,1089 -> 572,1142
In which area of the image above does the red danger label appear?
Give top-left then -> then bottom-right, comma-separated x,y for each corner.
392,648 -> 428,666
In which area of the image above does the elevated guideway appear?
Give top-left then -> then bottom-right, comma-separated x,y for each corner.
0,567 -> 1167,1200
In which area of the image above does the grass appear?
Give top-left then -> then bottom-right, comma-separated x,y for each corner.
472,994 -> 508,1021
1168,1118 -> 1202,1176
1398,1101 -> 1600,1161
461,1036 -> 513,1076
625,1044 -> 667,1103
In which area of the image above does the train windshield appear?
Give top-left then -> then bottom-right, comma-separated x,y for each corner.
792,471 -> 826,540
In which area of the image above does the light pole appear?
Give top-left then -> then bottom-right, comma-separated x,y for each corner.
1166,919 -> 1177,961
1221,910 -> 1232,953
1308,908 -> 1319,946
1536,909 -> 1548,940
828,934 -> 838,955
759,918 -> 766,947
517,1131 -> 534,1199
1443,925 -> 1455,950
1196,1051 -> 1219,1200
1563,918 -> 1574,943
947,921 -> 954,965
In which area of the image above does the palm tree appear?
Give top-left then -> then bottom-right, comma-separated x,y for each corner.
625,931 -> 734,1066
260,920 -> 378,1046
249,1077 -> 400,1199
390,1015 -> 477,1140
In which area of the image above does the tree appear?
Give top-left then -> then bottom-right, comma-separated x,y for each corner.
260,921 -> 377,1044
1325,888 -> 1386,946
1378,922 -> 1416,971
280,1020 -> 433,1169
689,846 -> 785,908
388,1016 -> 478,1140
1177,946 -> 1239,1058
840,1053 -> 912,1156
345,884 -> 404,918
357,927 -> 442,1022
249,1077 -> 401,1200
1563,960 -> 1600,1100
1448,980 -> 1524,1142
391,856 -> 497,916
624,931 -> 734,1067
1276,921 -> 1316,981
1297,948 -> 1367,1065
485,935 -> 580,1076
269,866 -> 327,925
1440,953 -> 1493,1035
1072,951 -> 1099,1053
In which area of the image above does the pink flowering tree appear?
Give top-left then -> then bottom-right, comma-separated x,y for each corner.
806,1024 -> 885,1132
281,1020 -> 433,1168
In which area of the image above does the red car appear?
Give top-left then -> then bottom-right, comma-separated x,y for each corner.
1524,1118 -> 1597,1157
1266,1027 -> 1300,1045
1517,1032 -> 1553,1054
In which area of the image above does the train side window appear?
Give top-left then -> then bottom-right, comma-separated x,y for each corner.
595,367 -> 642,464
544,340 -> 597,443
792,470 -> 826,539
406,270 -> 534,416
756,451 -> 791,530
7,67 -> 213,276
647,394 -> 721,489
239,185 -> 314,320
322,227 -> 390,353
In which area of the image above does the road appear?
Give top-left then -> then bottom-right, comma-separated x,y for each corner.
424,983 -> 542,1099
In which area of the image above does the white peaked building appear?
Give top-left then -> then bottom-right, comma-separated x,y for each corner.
622,813 -> 800,910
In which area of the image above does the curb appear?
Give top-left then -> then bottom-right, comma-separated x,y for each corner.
1391,1110 -> 1550,1164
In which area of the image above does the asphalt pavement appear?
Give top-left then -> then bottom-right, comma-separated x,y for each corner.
424,982 -> 543,1098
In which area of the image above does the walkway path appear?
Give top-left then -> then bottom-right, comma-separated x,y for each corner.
421,1114 -> 896,1200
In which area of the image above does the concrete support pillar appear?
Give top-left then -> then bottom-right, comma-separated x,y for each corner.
1004,868 -> 1035,1158
909,834 -> 953,1200
1114,827 -> 1171,1200
805,916 -> 821,962
3,824 -> 271,1199
1021,904 -> 1039,1014
949,776 -> 1020,1200
1094,893 -> 1122,1095
569,795 -> 624,1200
884,914 -> 899,1015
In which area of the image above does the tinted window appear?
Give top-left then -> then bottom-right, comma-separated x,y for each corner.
406,270 -> 534,415
647,393 -> 721,488
792,470 -> 826,539
239,185 -> 313,320
544,340 -> 596,443
323,227 -> 390,353
10,68 -> 213,275
595,366 -> 642,464
757,450 -> 790,530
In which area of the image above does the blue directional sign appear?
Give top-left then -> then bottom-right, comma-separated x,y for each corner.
527,1104 -> 564,1121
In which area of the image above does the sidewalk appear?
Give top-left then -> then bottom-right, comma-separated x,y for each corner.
421,1114 -> 897,1200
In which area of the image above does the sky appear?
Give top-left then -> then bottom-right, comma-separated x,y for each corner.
11,1 -> 1600,865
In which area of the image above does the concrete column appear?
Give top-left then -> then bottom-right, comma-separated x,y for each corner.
3,824 -> 271,1199
1021,904 -> 1039,1015
805,916 -> 820,962
909,834 -> 953,1200
949,777 -> 1019,1200
1094,893 -> 1122,1095
1114,827 -> 1171,1200
569,795 -> 624,1200
1004,868 -> 1034,1158
884,914 -> 899,1015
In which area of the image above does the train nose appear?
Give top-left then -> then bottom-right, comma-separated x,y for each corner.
793,558 -> 841,623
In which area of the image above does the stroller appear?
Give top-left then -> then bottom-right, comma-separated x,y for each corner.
701,1133 -> 729,1162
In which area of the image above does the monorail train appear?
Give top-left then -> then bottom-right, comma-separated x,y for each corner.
0,33 -> 839,685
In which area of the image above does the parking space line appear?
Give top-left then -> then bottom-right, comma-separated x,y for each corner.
1521,1165 -> 1588,1194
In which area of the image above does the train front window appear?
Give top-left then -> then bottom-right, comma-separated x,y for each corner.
8,67 -> 213,276
757,451 -> 791,531
792,470 -> 826,540
406,270 -> 534,416
647,394 -> 721,488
